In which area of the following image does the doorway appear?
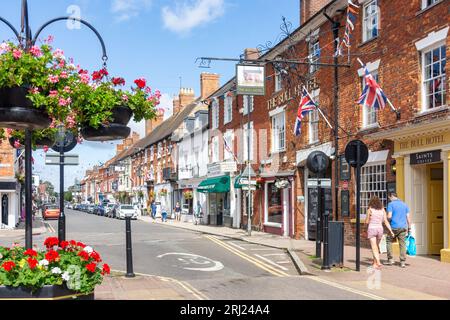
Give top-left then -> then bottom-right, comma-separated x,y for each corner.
427,164 -> 444,255
2,194 -> 8,226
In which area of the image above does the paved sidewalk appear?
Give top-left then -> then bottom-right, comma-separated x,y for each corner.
95,272 -> 206,300
0,218 -> 48,239
139,216 -> 450,300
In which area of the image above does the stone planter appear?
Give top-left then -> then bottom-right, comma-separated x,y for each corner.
81,106 -> 132,141
0,86 -> 51,130
0,285 -> 94,300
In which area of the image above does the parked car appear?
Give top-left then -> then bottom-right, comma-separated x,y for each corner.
116,205 -> 137,220
43,205 -> 60,220
87,204 -> 95,214
95,204 -> 106,216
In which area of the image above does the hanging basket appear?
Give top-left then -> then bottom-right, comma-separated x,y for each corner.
0,87 -> 52,130
81,106 -> 132,141
8,135 -> 56,150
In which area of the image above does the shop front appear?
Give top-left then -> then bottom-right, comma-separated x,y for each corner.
154,183 -> 172,216
198,175 -> 231,226
370,120 -> 450,263
0,181 -> 20,229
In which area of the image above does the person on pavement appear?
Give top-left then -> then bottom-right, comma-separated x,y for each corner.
151,201 -> 157,220
365,196 -> 394,269
161,206 -> 168,222
174,202 -> 181,222
386,192 -> 412,268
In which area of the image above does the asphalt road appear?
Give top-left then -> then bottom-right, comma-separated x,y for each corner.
2,209 -> 379,300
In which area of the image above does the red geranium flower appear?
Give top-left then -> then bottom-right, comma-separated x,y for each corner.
90,251 -> 102,263
78,250 -> 90,261
24,249 -> 38,257
1,261 -> 16,272
112,77 -> 125,86
70,240 -> 77,246
76,242 -> 86,249
27,258 -> 38,270
102,264 -> 111,275
59,241 -> 69,250
134,78 -> 146,89
86,263 -> 97,273
44,237 -> 59,248
45,250 -> 60,263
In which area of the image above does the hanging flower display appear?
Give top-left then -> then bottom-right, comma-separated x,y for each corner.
183,190 -> 193,200
275,179 -> 290,189
7,127 -> 58,150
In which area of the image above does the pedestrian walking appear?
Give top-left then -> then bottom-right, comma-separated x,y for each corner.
385,192 -> 412,268
365,196 -> 394,269
151,200 -> 157,220
161,206 -> 168,222
174,202 -> 181,221
194,200 -> 203,225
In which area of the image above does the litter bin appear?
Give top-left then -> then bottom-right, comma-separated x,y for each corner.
327,221 -> 344,267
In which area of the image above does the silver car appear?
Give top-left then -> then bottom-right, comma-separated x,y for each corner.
116,205 -> 137,220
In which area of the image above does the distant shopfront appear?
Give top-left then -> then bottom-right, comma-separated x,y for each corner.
198,175 -> 231,226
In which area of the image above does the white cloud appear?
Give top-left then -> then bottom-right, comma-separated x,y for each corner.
111,0 -> 153,22
162,0 -> 225,34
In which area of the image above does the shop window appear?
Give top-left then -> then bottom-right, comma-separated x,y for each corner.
267,182 -> 283,224
224,95 -> 233,124
362,0 -> 379,43
360,163 -> 387,215
422,44 -> 446,110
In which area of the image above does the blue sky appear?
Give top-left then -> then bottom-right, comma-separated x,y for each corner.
0,0 -> 298,190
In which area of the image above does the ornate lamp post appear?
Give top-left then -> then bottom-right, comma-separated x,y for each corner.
0,0 -> 108,249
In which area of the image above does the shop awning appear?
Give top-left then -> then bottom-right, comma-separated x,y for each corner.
234,175 -> 242,189
198,176 -> 230,193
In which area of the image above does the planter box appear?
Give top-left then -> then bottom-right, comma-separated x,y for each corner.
0,285 -> 94,300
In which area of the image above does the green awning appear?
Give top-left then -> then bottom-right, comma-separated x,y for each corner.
234,174 -> 242,189
198,176 -> 230,193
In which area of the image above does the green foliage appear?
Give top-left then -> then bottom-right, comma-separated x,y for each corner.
64,192 -> 73,202
8,128 -> 58,150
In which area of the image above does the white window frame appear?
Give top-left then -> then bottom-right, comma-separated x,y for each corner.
157,143 -> 162,159
243,95 -> 254,115
243,122 -> 254,161
275,70 -> 282,92
211,136 -> 220,163
360,162 -> 387,217
224,95 -> 233,124
270,108 -> 286,153
309,89 -> 320,144
421,0 -> 439,9
420,42 -> 446,112
360,70 -> 380,128
223,130 -> 234,161
362,0 -> 379,43
308,37 -> 320,74
211,98 -> 219,129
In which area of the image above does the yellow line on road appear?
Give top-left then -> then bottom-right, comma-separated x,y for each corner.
204,235 -> 289,277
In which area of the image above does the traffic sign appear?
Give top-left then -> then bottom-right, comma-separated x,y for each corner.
51,131 -> 77,153
45,154 -> 79,166
239,179 -> 257,186
344,140 -> 369,168
306,151 -> 330,174
241,185 -> 257,191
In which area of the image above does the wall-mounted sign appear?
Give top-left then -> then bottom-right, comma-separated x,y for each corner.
396,133 -> 447,152
340,156 -> 350,180
341,190 -> 350,217
410,150 -> 441,165
236,64 -> 265,96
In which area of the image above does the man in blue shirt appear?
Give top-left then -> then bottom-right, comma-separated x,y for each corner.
386,192 -> 412,268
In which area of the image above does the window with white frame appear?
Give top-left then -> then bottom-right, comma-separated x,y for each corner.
224,95 -> 233,124
211,98 -> 219,129
362,71 -> 379,127
211,136 -> 219,163
243,122 -> 254,161
363,0 -> 379,43
150,146 -> 154,159
243,95 -> 254,115
360,163 -> 387,215
223,130 -> 234,160
422,44 -> 446,110
309,90 -> 320,144
157,143 -> 162,158
308,37 -> 320,74
271,111 -> 285,153
422,0 -> 439,9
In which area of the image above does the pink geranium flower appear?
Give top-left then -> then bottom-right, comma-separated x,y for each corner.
13,49 -> 22,60
0,42 -> 10,53
13,140 -> 21,149
49,90 -> 58,98
48,75 -> 60,84
53,49 -> 65,59
30,46 -> 42,57
60,71 -> 68,79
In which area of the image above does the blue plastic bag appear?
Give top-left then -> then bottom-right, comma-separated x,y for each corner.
405,235 -> 416,256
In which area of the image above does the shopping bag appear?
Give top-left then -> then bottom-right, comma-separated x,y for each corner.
405,235 -> 416,256
379,234 -> 387,254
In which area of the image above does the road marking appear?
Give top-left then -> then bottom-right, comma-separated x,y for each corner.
303,275 -> 386,300
157,252 -> 224,272
204,235 -> 289,277
261,253 -> 286,257
277,261 -> 292,264
227,241 -> 247,251
249,248 -> 280,251
112,269 -> 208,300
254,254 -> 289,271
45,223 -> 55,233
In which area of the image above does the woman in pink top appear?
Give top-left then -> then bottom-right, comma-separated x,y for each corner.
365,196 -> 394,269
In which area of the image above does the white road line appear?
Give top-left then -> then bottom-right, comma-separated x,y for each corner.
277,261 -> 293,264
227,241 -> 247,251
249,248 -> 280,251
262,253 -> 286,257
254,254 -> 289,271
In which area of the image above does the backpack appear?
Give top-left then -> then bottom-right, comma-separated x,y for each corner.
405,235 -> 416,256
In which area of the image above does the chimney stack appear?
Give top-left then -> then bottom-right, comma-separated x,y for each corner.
175,88 -> 195,114
244,48 -> 260,60
145,108 -> 165,135
200,73 -> 220,100
300,0 -> 330,25
116,143 -> 124,155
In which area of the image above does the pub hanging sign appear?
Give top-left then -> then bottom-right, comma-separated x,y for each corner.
410,150 -> 441,165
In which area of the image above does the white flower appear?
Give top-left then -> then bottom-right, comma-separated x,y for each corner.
62,272 -> 70,281
51,267 -> 62,274
83,246 -> 93,254
39,259 -> 49,266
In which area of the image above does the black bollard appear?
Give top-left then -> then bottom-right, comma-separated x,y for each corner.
125,216 -> 135,278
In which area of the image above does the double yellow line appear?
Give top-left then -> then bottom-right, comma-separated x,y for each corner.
204,235 -> 290,277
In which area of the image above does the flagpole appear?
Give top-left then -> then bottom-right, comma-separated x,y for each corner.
316,107 -> 334,130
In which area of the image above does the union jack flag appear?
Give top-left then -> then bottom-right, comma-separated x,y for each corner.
294,88 -> 318,136
357,68 -> 388,110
